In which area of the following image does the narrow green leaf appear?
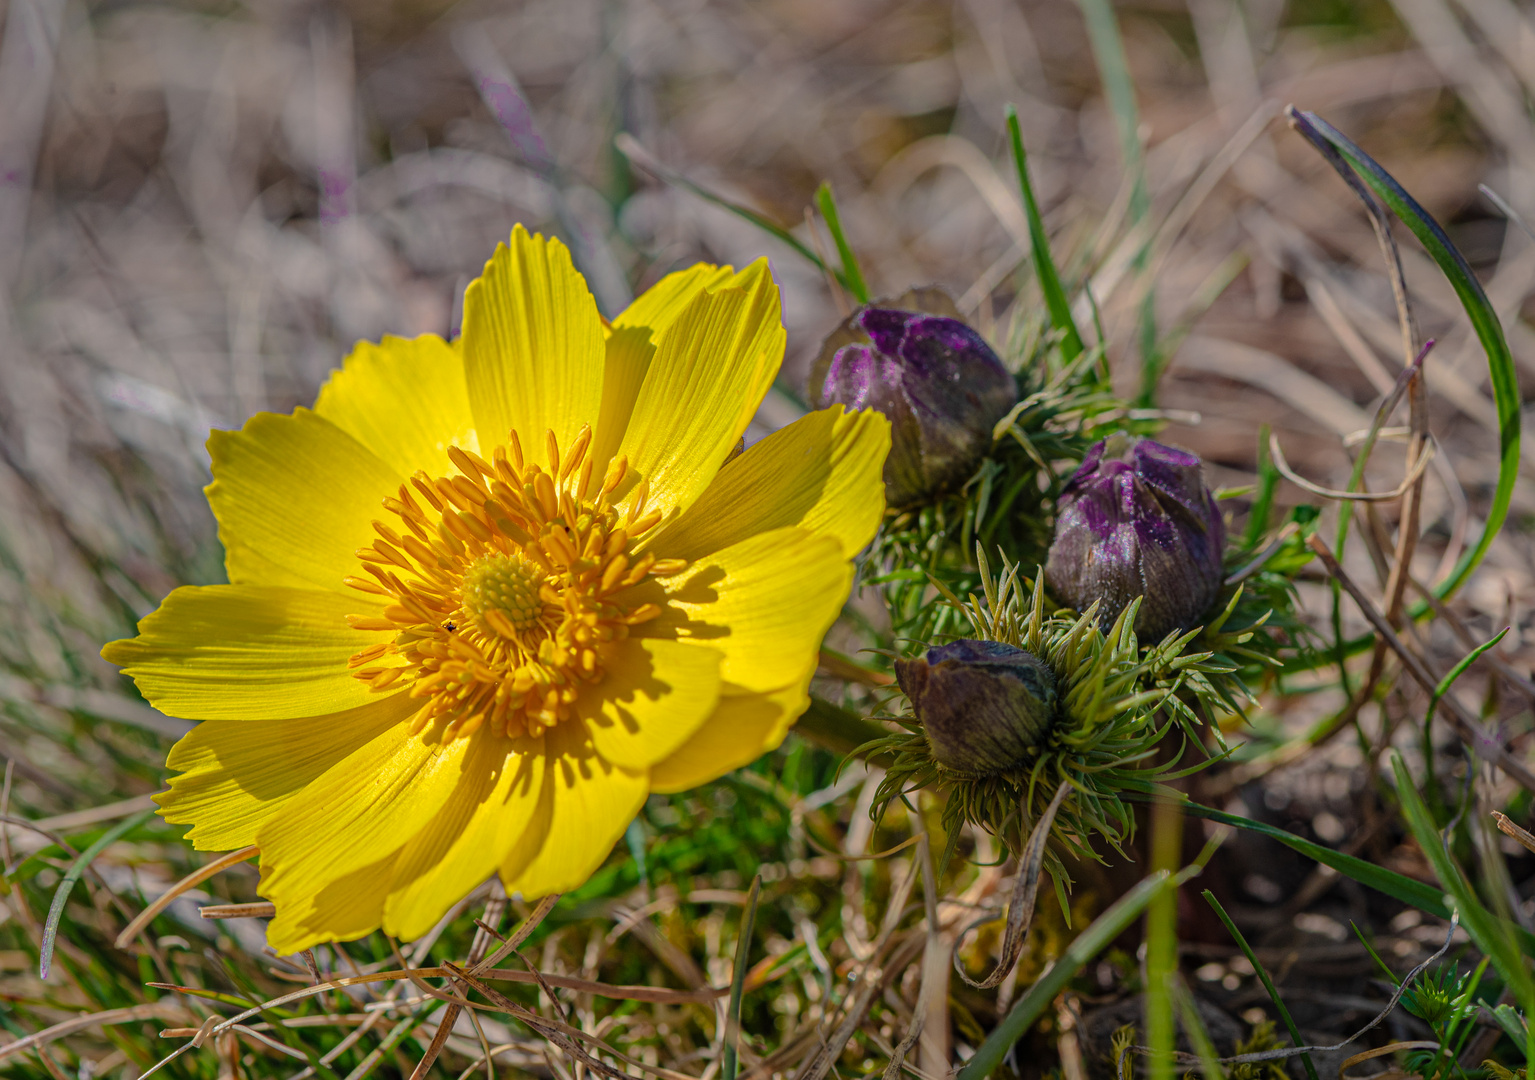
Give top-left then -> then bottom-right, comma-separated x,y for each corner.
1204,890 -> 1319,1080
1076,0 -> 1147,223
722,873 -> 761,1080
40,807 -> 157,979
615,133 -> 835,283
1006,107 -> 1084,360
346,1010 -> 430,1080
1287,109 -> 1520,611
1244,423 -> 1277,550
1427,626 -> 1509,727
1169,797 -> 1444,912
814,182 -> 869,305
1075,0 -> 1159,400
1146,803 -> 1180,1080
1391,752 -> 1535,1078
958,865 -> 1201,1080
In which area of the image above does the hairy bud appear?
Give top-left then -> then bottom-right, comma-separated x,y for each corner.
894,639 -> 1057,777
809,292 -> 1017,509
1044,433 -> 1225,640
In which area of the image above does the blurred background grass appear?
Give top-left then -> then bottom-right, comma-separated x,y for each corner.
7,0 -> 1535,1076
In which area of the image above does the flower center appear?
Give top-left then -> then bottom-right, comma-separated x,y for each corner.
343,424 -> 686,741
461,553 -> 545,638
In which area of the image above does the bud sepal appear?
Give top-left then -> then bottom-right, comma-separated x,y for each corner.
894,639 -> 1057,778
809,290 -> 1018,510
866,552 -> 1228,870
1045,433 -> 1226,641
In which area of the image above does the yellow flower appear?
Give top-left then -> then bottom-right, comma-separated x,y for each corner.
104,227 -> 889,954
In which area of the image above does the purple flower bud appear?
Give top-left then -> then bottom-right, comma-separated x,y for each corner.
894,639 -> 1057,777
809,298 -> 1017,509
1044,434 -> 1225,640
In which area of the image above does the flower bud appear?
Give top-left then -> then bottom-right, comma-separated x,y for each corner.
809,293 -> 1017,509
1044,433 -> 1225,640
894,639 -> 1057,777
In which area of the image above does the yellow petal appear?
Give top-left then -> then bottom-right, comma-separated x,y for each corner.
614,263 -> 738,331
500,720 -> 648,898
208,408 -> 401,594
157,695 -> 417,850
644,405 -> 888,562
255,724 -> 468,911
650,683 -> 808,794
265,851 -> 398,954
593,263 -> 737,469
382,733 -> 546,941
314,334 -> 478,479
102,585 -> 396,720
612,260 -> 784,518
462,226 -> 605,469
626,526 -> 850,692
579,638 -> 722,770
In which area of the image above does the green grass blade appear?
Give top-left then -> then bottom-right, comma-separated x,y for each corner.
722,873 -> 761,1080
1351,921 -> 1400,985
1171,797 -> 1444,913
1146,803 -> 1180,1080
1204,890 -> 1319,1080
1172,981 -> 1227,1080
1392,752 -> 1535,1078
615,133 -> 834,283
958,865 -> 1201,1080
1006,107 -> 1084,360
1077,0 -> 1147,223
1075,0 -> 1159,401
345,1010 -> 430,1080
39,807 -> 157,979
1182,795 -> 1535,956
1287,108 -> 1520,609
1244,424 -> 1277,550
814,182 -> 869,305
1427,626 -> 1509,727
1428,955 -> 1489,1080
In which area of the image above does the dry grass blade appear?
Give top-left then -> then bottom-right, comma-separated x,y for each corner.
792,857 -> 922,1080
1339,1042 -> 1440,1080
153,968 -> 452,1035
228,1023 -> 313,1062
1124,919 -> 1460,1072
916,833 -> 948,1073
406,892 -> 561,1080
881,1012 -> 925,1080
1306,534 -> 1535,789
1382,346 -> 1433,627
479,969 -> 727,1004
200,902 -> 276,920
1174,336 -> 1368,436
793,965 -> 886,1080
0,1004 -> 187,1063
115,845 -> 258,948
473,893 -> 559,975
443,965 -> 652,1080
954,783 -> 1070,989
1268,431 -> 1435,502
407,1002 -> 462,1080
1493,811 -> 1535,855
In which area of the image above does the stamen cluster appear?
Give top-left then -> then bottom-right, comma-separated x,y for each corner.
343,424 -> 684,740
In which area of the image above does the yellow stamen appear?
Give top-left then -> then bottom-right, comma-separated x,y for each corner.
344,428 -> 670,740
